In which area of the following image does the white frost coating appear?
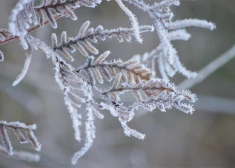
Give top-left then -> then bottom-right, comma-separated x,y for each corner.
53,62 -> 82,142
115,0 -> 143,43
94,50 -> 110,65
165,19 -> 216,30
50,49 -> 197,164
12,45 -> 32,86
71,103 -> 96,165
52,23 -> 153,59
173,56 -> 197,79
77,21 -> 91,38
9,0 -> 36,50
167,29 -> 191,41
151,17 -> 175,65
25,130 -> 41,151
124,0 -> 216,80
92,106 -> 104,119
120,122 -> 145,140
0,120 -> 40,153
19,35 -> 29,50
64,93 -> 82,142
112,73 -> 123,89
100,102 -> 119,117
3,0 -> 203,162
0,121 -> 36,130
153,0 -> 180,9
0,125 -> 13,155
158,55 -> 170,81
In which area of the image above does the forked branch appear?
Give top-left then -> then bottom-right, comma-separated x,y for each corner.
0,121 -> 41,155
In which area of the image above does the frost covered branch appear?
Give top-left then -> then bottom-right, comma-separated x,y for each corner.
10,20 -> 154,87
8,0 -> 102,50
51,51 -> 196,164
0,0 -> 223,165
0,121 -> 41,155
51,21 -> 154,59
115,0 -> 142,43
123,0 -> 215,80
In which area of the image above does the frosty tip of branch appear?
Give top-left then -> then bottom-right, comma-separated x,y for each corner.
165,19 -> 216,31
12,44 -> 32,86
115,0 -> 143,43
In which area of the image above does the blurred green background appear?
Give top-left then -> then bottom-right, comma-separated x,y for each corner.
1,0 -> 235,167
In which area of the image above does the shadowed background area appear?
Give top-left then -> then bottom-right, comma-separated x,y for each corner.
1,0 -> 235,167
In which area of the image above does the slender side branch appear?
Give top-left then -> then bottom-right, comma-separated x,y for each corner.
51,22 -> 154,59
115,0 -> 142,43
0,15 -> 62,46
178,45 -> 235,89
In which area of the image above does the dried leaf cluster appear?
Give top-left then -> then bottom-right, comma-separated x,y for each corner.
0,0 -> 216,165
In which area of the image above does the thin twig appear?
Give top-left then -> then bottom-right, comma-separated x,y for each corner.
178,45 -> 235,89
0,14 -> 62,46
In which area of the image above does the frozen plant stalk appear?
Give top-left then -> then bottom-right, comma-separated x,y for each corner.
0,0 -> 217,165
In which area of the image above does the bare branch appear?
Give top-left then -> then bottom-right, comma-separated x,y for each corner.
178,45 -> 235,89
